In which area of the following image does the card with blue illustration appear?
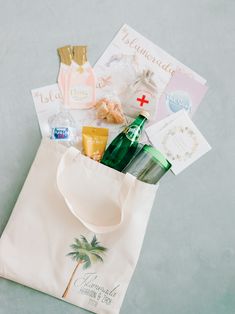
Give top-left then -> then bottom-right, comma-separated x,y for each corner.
156,71 -> 208,122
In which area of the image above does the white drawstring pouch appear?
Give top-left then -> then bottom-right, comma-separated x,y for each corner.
120,69 -> 158,120
0,139 -> 158,314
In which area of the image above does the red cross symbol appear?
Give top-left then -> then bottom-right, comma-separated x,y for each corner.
137,95 -> 149,107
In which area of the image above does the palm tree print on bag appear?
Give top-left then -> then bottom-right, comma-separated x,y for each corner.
62,234 -> 107,298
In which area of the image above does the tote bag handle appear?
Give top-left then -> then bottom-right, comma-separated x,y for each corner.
56,147 -> 136,234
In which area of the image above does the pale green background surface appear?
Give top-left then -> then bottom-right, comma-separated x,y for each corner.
0,0 -> 235,313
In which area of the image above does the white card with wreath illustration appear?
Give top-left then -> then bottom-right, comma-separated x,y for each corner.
146,110 -> 211,174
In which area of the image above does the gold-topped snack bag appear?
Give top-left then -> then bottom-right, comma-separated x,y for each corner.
82,126 -> 109,161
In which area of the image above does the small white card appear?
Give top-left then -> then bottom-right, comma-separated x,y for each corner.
146,111 -> 211,175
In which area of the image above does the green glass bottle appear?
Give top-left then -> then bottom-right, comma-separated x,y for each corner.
101,111 -> 150,171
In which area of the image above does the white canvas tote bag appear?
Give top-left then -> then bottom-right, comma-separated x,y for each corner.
0,139 -> 158,314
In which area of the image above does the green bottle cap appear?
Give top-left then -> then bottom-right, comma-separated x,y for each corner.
143,145 -> 171,171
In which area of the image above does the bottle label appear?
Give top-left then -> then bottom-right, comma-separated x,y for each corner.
69,86 -> 92,103
124,125 -> 140,141
51,127 -> 74,141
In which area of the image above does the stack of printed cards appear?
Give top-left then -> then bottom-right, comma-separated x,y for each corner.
145,110 -> 211,175
31,23 -> 209,161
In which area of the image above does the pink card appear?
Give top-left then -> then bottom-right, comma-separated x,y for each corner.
156,71 -> 208,122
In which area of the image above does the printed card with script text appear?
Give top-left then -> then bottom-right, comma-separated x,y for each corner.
94,24 -> 207,120
31,84 -> 62,137
31,84 -> 125,145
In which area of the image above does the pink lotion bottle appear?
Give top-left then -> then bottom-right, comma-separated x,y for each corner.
68,46 -> 96,109
57,46 -> 72,105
